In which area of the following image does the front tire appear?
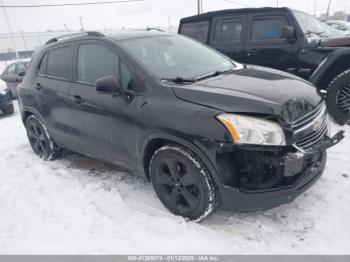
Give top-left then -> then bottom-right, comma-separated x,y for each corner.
25,115 -> 59,160
2,103 -> 14,115
149,145 -> 217,221
326,70 -> 350,125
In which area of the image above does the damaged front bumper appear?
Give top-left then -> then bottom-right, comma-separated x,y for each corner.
218,131 -> 345,212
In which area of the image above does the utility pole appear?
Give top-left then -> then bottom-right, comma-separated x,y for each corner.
78,17 -> 84,31
314,1 -> 316,17
197,0 -> 203,14
276,0 -> 279,7
0,0 -> 18,58
168,16 -> 171,32
20,31 -> 28,51
326,0 -> 332,20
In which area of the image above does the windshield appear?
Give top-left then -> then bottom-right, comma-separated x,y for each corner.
293,10 -> 346,38
119,35 -> 235,80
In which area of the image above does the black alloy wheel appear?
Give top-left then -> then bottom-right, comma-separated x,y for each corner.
337,84 -> 350,117
326,70 -> 350,125
150,145 -> 217,221
25,115 -> 59,160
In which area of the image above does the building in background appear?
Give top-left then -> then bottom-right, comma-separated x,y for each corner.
320,11 -> 350,22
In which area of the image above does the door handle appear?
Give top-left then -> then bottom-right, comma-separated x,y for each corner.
73,95 -> 84,104
36,83 -> 43,90
247,49 -> 258,56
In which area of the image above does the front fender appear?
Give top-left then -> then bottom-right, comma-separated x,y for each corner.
309,48 -> 350,89
139,132 -> 224,193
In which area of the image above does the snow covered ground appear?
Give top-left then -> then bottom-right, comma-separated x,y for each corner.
0,61 -> 350,254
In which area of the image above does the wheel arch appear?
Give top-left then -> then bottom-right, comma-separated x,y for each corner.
141,133 -> 223,193
309,48 -> 350,91
21,106 -> 47,127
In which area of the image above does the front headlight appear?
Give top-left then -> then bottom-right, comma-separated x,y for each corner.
217,114 -> 286,146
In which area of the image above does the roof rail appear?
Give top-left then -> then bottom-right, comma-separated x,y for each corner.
45,31 -> 104,45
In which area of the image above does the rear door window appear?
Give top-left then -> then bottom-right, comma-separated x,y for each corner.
46,46 -> 71,79
251,16 -> 289,41
180,21 -> 210,43
214,19 -> 243,42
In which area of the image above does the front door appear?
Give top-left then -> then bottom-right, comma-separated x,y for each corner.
245,13 -> 299,74
69,41 -> 137,168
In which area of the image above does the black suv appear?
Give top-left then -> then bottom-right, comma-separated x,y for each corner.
179,7 -> 350,124
19,31 -> 344,221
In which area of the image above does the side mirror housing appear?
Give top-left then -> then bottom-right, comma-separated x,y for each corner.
96,76 -> 123,96
281,26 -> 296,42
18,71 -> 26,77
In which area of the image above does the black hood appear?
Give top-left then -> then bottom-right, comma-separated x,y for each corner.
172,65 -> 322,124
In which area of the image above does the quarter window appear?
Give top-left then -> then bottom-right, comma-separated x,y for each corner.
46,46 -> 71,79
180,21 -> 210,43
120,61 -> 133,90
77,44 -> 119,84
252,17 -> 288,41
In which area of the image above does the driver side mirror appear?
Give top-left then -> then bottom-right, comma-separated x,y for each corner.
281,26 -> 296,42
96,76 -> 123,96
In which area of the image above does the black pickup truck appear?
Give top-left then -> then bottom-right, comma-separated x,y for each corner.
179,7 -> 350,125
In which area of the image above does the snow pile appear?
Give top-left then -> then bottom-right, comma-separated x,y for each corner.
0,106 -> 350,254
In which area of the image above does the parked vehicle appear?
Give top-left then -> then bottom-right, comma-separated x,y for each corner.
1,61 -> 29,99
179,7 -> 350,125
0,79 -> 14,115
326,20 -> 350,34
19,31 -> 344,221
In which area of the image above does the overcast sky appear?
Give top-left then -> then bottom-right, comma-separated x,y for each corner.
1,0 -> 349,33
0,0 -> 349,51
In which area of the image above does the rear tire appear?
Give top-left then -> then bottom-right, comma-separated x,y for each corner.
25,115 -> 59,160
2,103 -> 14,115
149,144 -> 217,221
326,70 -> 350,125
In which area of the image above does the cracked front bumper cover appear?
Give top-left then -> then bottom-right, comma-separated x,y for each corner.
219,131 -> 344,212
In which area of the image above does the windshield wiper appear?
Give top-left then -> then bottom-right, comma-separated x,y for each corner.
195,67 -> 235,81
306,30 -> 328,38
161,77 -> 196,84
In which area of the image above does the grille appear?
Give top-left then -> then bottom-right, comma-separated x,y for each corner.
292,102 -> 325,130
292,102 -> 328,151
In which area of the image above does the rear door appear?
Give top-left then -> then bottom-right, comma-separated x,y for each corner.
245,12 -> 299,73
209,14 -> 247,62
34,44 -> 78,151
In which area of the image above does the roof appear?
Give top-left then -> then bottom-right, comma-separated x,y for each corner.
180,7 -> 290,22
